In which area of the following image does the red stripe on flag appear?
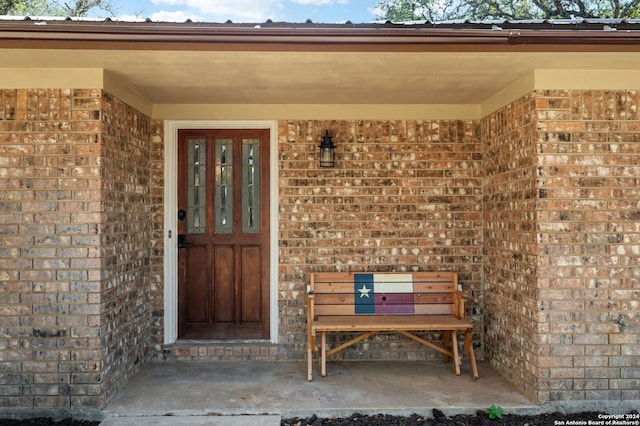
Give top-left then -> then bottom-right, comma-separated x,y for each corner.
375,293 -> 415,314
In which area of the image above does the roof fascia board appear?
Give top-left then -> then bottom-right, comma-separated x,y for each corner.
3,21 -> 640,51
152,103 -> 481,120
3,40 -> 640,54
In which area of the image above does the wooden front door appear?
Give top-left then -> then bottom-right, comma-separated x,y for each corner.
177,129 -> 270,339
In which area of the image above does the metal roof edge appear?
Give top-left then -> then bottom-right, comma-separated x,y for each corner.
1,16 -> 640,49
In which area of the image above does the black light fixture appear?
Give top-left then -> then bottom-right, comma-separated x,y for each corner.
318,130 -> 336,167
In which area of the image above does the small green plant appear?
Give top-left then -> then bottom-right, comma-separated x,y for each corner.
488,404 -> 504,420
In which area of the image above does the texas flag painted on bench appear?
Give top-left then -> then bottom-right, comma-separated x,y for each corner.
354,273 -> 415,314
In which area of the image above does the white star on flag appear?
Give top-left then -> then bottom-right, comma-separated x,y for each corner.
358,284 -> 371,298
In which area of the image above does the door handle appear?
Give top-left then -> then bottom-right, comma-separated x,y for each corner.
178,209 -> 187,221
178,234 -> 192,248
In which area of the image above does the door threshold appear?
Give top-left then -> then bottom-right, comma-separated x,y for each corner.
163,340 -> 280,361
175,339 -> 273,344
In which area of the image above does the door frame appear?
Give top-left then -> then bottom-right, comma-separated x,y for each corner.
164,120 -> 279,344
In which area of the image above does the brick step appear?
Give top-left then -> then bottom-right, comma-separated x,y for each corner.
163,341 -> 281,361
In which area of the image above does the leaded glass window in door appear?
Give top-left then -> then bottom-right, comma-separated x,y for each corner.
242,138 -> 260,234
215,139 -> 233,234
187,138 -> 206,234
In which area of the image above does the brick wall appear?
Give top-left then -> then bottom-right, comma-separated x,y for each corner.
0,89 -> 153,411
2,87 -> 638,410
535,90 -> 640,403
278,120 -> 484,360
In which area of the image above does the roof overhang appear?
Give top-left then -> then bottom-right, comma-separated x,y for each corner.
2,18 -> 640,119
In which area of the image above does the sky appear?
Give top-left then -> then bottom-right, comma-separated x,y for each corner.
106,0 -> 384,24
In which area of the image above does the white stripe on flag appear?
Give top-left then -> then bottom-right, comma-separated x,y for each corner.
373,273 -> 414,293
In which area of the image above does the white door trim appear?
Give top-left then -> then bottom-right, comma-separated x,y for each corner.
163,120 -> 279,344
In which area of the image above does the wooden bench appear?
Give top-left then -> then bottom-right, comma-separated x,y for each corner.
306,271 -> 478,381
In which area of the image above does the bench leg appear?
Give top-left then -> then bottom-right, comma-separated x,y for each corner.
321,331 -> 327,377
308,337 -> 313,381
451,331 -> 460,376
443,331 -> 452,364
318,334 -> 323,369
464,330 -> 479,380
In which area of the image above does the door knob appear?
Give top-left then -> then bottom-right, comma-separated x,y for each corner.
178,209 -> 186,221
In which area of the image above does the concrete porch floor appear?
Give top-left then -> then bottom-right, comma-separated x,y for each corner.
103,360 -> 536,421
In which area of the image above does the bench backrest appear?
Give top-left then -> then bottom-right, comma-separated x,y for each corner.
309,271 -> 462,318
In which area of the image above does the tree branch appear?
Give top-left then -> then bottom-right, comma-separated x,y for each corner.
530,0 -> 557,18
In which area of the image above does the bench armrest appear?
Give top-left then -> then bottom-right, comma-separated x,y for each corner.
307,291 -> 315,323
453,291 -> 467,320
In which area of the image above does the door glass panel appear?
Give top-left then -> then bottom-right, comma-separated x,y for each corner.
242,138 -> 260,234
215,139 -> 233,234
187,138 -> 206,234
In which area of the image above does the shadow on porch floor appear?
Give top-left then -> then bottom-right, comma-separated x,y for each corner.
103,360 -> 535,419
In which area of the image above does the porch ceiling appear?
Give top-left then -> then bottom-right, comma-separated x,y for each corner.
2,19 -> 640,106
5,49 -> 640,105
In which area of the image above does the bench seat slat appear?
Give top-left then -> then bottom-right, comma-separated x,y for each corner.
312,314 -> 472,331
314,304 -> 455,316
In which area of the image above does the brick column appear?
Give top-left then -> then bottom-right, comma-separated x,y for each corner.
482,93 -> 541,402
0,89 -> 153,410
535,89 -> 640,403
483,89 -> 640,404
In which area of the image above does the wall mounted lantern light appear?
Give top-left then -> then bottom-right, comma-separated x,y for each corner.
318,130 -> 336,167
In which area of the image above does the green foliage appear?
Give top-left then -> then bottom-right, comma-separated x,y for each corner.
0,0 -> 115,16
374,0 -> 467,21
1,0 -> 26,15
374,0 -> 640,21
9,0 -> 63,16
488,404 -> 504,420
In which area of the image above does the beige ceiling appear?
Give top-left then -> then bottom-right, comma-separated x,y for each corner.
4,47 -> 640,107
